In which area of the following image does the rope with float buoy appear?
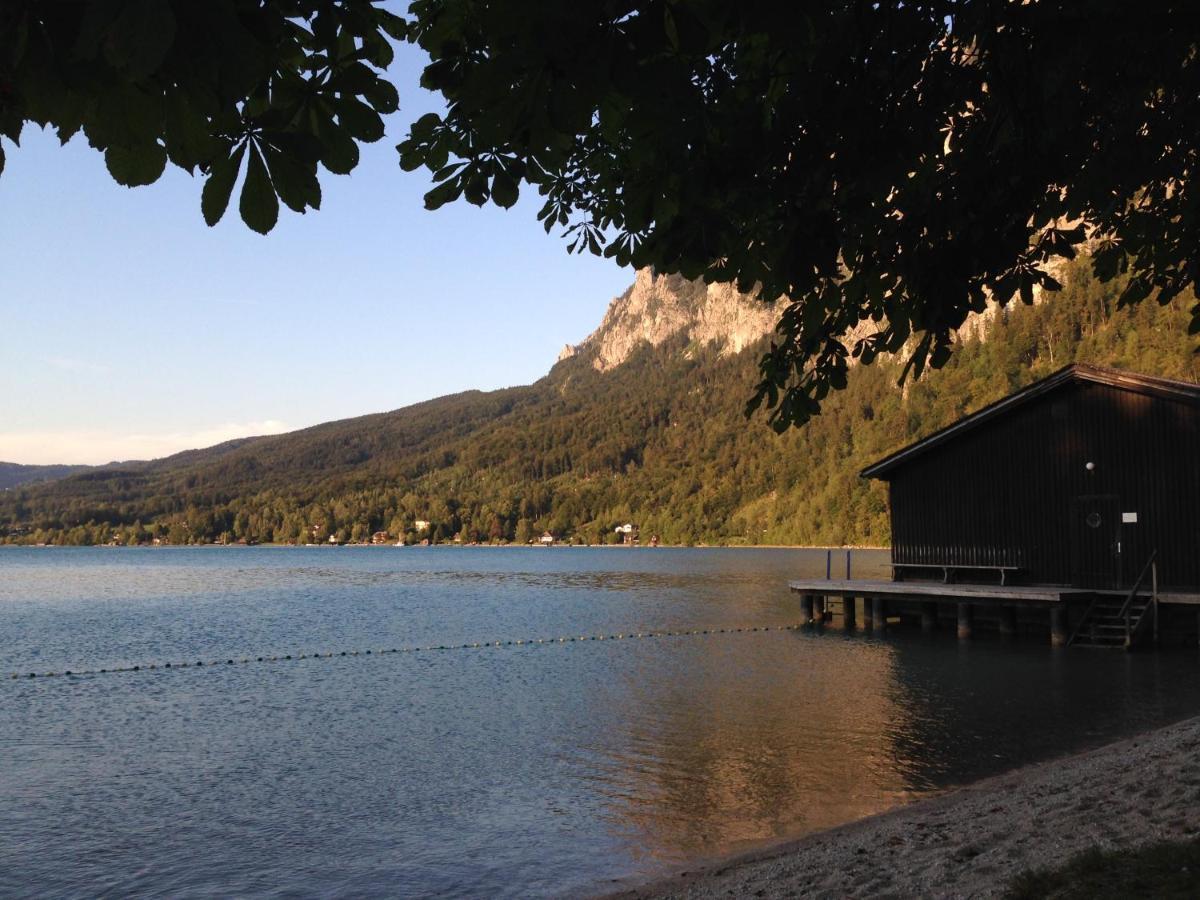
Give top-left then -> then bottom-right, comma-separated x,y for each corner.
8,623 -> 811,681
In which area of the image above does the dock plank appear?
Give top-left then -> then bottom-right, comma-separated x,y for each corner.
788,579 -> 1200,606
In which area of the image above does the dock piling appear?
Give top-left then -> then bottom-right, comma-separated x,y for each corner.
999,605 -> 1017,639
1050,604 -> 1068,647
814,596 -> 827,624
872,597 -> 887,634
801,594 -> 815,624
921,601 -> 938,632
842,597 -> 857,631
957,603 -> 973,641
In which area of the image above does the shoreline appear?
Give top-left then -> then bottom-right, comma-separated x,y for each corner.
1,542 -> 889,551
604,713 -> 1200,899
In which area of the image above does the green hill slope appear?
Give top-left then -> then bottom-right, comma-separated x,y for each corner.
3,260 -> 1197,546
0,463 -> 92,491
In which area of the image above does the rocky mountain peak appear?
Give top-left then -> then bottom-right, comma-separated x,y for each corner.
559,269 -> 778,371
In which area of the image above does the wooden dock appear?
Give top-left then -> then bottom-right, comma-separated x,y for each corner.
788,578 -> 1200,648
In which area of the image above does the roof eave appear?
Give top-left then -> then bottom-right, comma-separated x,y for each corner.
859,363 -> 1200,480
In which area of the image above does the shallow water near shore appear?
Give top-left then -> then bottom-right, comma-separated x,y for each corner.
3,546 -> 1200,898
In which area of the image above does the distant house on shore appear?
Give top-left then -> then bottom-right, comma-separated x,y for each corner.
414,520 -> 430,533
614,523 -> 638,545
861,364 -> 1200,592
371,531 -> 390,545
539,531 -> 555,545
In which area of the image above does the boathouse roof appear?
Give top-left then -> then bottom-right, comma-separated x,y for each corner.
861,363 -> 1200,479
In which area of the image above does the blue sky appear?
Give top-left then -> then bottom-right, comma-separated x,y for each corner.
0,41 -> 631,465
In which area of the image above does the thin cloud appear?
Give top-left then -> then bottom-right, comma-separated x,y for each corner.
42,356 -> 112,375
0,420 -> 291,466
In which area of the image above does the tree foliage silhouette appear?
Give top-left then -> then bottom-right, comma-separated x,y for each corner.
0,0 -> 405,232
3,2 -> 1199,424
398,1 -> 1200,426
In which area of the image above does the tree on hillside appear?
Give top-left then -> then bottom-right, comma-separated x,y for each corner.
3,1 -> 1198,425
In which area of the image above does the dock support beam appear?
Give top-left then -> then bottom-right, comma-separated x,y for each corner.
872,597 -> 887,634
1050,605 -> 1068,647
999,605 -> 1017,639
801,594 -> 814,624
957,603 -> 973,641
921,602 -> 938,633
814,596 -> 827,624
842,597 -> 857,631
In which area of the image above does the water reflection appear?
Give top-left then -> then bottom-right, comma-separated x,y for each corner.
1,547 -> 1198,898
593,633 -> 907,863
588,629 -> 1200,869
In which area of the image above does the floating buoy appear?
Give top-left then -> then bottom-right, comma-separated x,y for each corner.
25,620 -> 808,683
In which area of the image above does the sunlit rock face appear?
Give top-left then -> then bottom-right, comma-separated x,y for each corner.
559,264 -> 1012,374
563,268 -> 779,372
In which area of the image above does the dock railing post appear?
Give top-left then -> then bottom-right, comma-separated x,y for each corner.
846,549 -> 851,580
826,549 -> 831,580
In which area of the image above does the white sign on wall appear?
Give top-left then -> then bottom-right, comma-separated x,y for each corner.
1121,512 -> 1138,524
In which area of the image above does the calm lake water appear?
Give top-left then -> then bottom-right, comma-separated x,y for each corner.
3,546 -> 1200,898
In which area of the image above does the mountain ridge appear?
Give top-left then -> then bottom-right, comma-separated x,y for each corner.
0,462 -> 93,491
2,259 -> 1197,547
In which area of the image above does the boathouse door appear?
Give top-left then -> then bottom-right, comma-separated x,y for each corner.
1070,494 -> 1122,589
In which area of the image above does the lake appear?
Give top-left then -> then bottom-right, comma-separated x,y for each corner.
3,546 -> 1200,898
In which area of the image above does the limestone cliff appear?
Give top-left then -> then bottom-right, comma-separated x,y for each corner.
559,269 -> 778,371
559,264 -> 1034,374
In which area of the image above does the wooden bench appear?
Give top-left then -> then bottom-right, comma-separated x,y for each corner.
893,562 -> 1022,586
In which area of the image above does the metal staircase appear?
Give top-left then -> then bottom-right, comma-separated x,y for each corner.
1069,551 -> 1159,650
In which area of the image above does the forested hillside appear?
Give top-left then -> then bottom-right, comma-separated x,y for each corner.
0,463 -> 92,491
3,259 -> 1197,547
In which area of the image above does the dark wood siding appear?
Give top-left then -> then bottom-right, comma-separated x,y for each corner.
885,382 -> 1200,589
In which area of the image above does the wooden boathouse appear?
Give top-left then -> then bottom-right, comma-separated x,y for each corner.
791,364 -> 1200,648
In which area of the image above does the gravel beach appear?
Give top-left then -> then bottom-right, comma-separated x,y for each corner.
609,713 -> 1200,899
